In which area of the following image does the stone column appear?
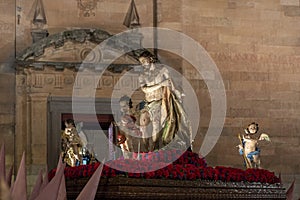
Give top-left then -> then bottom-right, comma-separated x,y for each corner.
29,93 -> 49,166
15,74 -> 28,170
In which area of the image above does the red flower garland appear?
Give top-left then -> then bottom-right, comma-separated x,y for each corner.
48,150 -> 280,184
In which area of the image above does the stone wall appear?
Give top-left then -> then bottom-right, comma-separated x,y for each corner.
179,0 -> 300,197
0,0 -> 16,177
0,0 -> 299,198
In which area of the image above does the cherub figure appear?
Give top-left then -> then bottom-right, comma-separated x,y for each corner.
237,122 -> 271,168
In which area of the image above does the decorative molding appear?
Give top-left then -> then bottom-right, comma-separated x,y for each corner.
17,63 -> 143,75
64,76 -> 74,85
44,75 -> 54,85
66,176 -> 287,199
34,74 -> 43,88
17,29 -> 112,61
29,92 -> 49,102
80,47 -> 97,61
211,52 -> 300,64
54,74 -> 62,88
16,28 -> 148,66
100,75 -> 113,88
29,70 -> 139,92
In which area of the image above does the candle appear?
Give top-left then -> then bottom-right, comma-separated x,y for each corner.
137,141 -> 141,160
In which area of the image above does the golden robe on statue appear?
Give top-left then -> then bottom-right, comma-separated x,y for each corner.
160,86 -> 191,149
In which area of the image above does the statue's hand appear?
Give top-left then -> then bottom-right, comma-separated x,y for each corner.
161,79 -> 171,87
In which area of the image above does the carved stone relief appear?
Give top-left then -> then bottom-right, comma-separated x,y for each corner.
16,28 -> 146,67
77,0 -> 100,17
28,68 -> 139,92
36,40 -> 100,63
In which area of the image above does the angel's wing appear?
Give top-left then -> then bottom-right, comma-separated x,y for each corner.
76,121 -> 83,133
258,133 -> 271,141
244,128 -> 250,134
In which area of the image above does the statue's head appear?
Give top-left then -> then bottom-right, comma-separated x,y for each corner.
245,122 -> 259,135
138,51 -> 157,66
65,119 -> 75,128
119,95 -> 133,114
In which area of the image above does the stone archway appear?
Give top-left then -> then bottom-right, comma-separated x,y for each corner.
15,28 -> 151,170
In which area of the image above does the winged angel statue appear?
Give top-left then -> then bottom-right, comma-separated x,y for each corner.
237,122 -> 271,168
